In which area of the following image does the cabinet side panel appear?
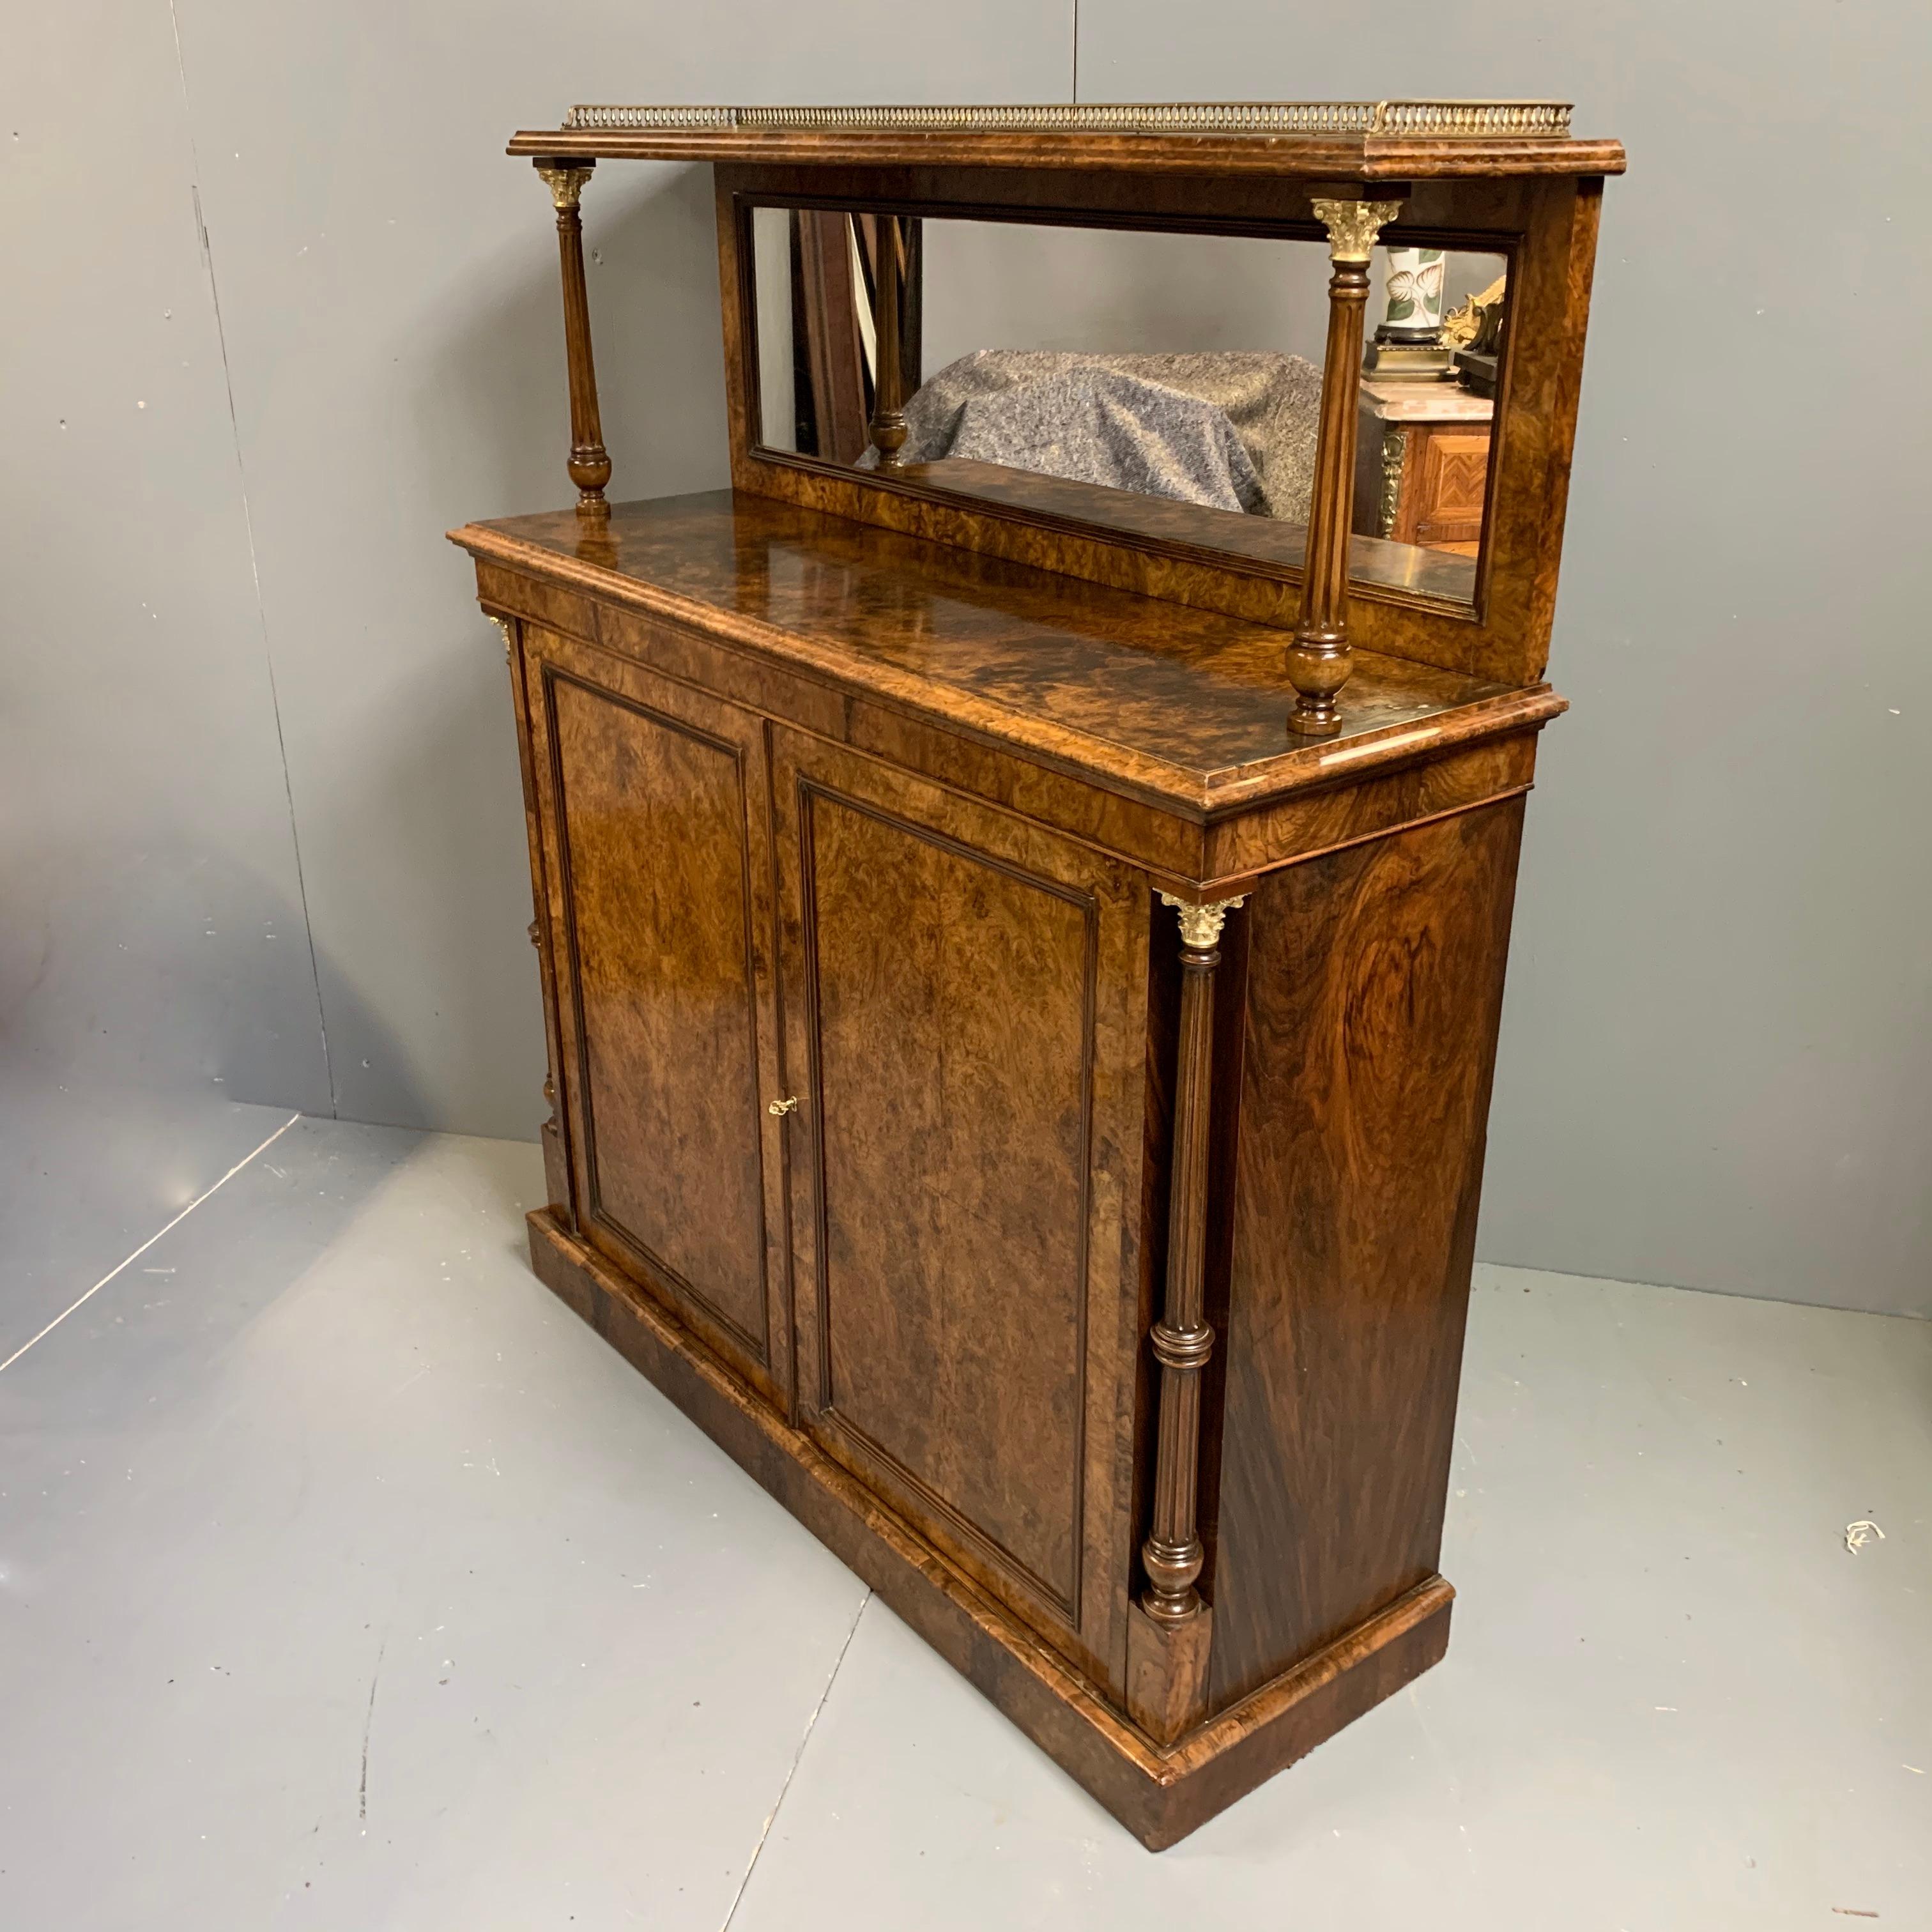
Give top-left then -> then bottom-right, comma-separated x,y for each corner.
804,785 -> 1094,1620
1208,797 -> 1524,1711
548,671 -> 772,1364
498,610 -> 574,1216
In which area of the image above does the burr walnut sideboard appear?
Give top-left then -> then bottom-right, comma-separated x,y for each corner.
452,100 -> 1622,1848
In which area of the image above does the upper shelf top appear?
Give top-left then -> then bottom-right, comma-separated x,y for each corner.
507,100 -> 1627,181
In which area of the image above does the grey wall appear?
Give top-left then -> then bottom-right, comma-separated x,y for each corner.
1,3 -> 1071,1330
922,223 -> 1335,369
8,3 -> 1929,1316
919,224 -> 1499,374
1072,0 -> 1932,1315
3,1 -> 332,1340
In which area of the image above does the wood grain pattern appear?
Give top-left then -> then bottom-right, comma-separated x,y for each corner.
1125,1599 -> 1213,1749
1138,897 -> 1231,1632
510,123 -> 1625,183
547,672 -> 770,1361
455,493 -> 1554,818
1287,225 -> 1385,736
523,629 -> 794,1407
1128,892 -> 1240,1743
1407,430 -> 1492,548
803,783 -> 1095,1620
793,210 -> 870,464
866,213 -> 909,468
465,112 -> 1612,1844
478,567 -> 1545,1835
1206,798 -> 1525,1709
530,159 -> 613,517
770,728 -> 1150,1686
489,606 -> 576,1218
466,542 -> 1558,889
891,457 -> 1479,606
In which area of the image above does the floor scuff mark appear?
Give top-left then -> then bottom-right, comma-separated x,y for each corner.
359,1630 -> 389,1828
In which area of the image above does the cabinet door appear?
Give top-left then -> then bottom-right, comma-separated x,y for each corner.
770,728 -> 1148,1687
524,627 -> 791,1409
1409,425 -> 1492,551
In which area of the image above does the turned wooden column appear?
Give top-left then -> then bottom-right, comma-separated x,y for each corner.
533,160 -> 612,519
868,215 -> 908,470
1286,195 -> 1404,737
1128,890 -> 1243,1745
490,611 -> 576,1224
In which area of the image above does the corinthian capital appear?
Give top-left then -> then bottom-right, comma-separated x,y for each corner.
1311,197 -> 1404,263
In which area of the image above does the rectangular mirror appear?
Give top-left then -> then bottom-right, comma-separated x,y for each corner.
747,203 -> 1508,611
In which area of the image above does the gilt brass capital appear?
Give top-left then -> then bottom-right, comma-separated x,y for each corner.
1159,893 -> 1246,950
1311,197 -> 1404,263
535,161 -> 594,212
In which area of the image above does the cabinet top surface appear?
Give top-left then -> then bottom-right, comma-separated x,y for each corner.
508,100 -> 1623,181
455,491 -> 1560,816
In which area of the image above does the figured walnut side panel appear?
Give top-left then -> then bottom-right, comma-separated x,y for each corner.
1208,797 -> 1526,1710
494,610 -> 574,1216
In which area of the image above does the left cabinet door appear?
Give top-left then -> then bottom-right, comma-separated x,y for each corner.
521,625 -> 792,1411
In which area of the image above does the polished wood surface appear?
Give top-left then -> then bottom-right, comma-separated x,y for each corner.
499,612 -> 575,1217
521,627 -> 795,1406
544,671 -> 771,1370
866,213 -> 909,468
792,210 -> 870,464
898,457 -> 1480,605
1356,382 -> 1498,554
1287,207 -> 1393,735
1208,799 -> 1524,1707
1407,427 -> 1492,549
510,122 -> 1624,184
772,728 -> 1149,1687
532,161 -> 612,518
460,492 -> 1560,822
1139,903 -> 1222,1627
802,792 -> 1090,1612
1127,893 -> 1234,1744
464,100 -> 1614,1848
459,511 -> 1557,1839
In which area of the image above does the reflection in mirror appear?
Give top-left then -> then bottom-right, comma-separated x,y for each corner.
749,204 -> 1506,608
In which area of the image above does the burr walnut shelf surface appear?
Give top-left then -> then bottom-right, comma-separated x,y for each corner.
458,99 -> 1618,1848
462,491 -> 1555,815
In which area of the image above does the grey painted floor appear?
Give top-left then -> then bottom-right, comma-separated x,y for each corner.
0,1072 -> 295,1363
1,1118 -> 1926,1928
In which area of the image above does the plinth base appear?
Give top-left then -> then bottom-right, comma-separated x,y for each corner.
525,1209 -> 1455,1849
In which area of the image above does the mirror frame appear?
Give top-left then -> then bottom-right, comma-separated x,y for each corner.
715,162 -> 1606,690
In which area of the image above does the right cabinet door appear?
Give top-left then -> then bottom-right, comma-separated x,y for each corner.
769,726 -> 1147,1689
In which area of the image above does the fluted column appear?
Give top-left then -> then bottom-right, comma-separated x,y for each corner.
1286,195 -> 1403,737
1141,893 -> 1244,1623
534,160 -> 612,519
868,215 -> 908,469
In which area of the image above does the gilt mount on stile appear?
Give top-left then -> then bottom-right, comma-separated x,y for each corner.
449,98 -> 1621,1846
